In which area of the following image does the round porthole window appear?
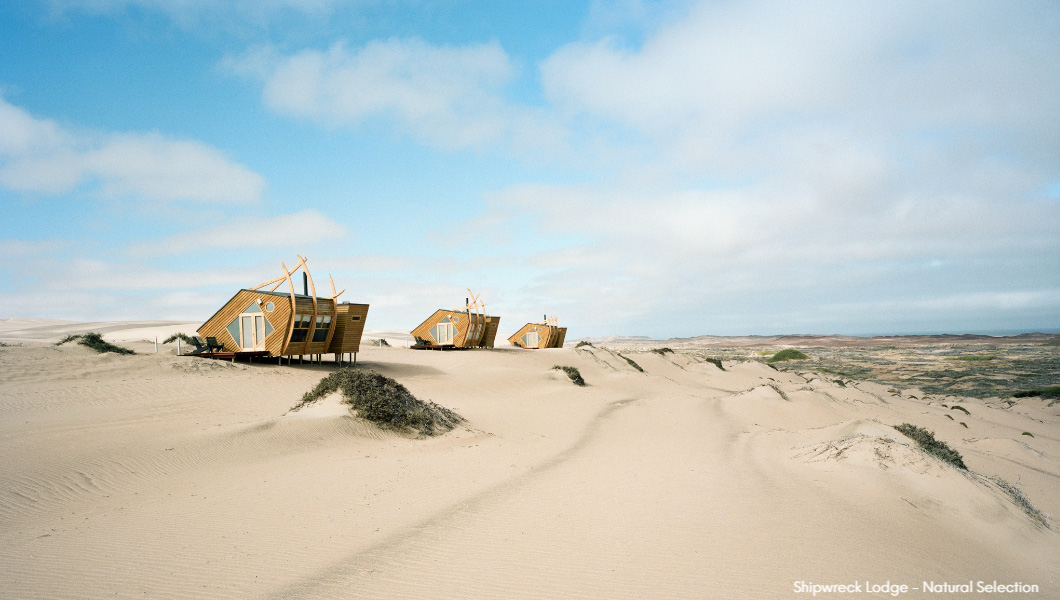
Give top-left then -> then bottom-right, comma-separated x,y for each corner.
265,302 -> 275,312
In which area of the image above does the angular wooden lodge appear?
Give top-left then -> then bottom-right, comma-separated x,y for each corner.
197,255 -> 368,362
411,290 -> 500,349
508,316 -> 567,349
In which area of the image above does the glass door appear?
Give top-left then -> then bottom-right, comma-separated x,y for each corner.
239,314 -> 267,350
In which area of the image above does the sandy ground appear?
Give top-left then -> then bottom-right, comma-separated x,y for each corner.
1,320 -> 1058,599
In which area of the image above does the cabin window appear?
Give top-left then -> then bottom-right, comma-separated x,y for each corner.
312,315 -> 332,342
290,314 -> 311,343
351,315 -> 360,321
226,318 -> 240,346
265,302 -> 275,312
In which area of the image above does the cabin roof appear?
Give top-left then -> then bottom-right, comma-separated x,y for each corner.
436,307 -> 498,318
249,288 -> 321,300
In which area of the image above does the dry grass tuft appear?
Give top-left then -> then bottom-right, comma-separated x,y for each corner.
294,369 -> 464,436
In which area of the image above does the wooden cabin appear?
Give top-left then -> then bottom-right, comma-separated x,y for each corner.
508,316 -> 566,349
196,255 -> 368,361
411,290 -> 499,349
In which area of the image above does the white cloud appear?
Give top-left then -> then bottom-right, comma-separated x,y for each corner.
471,175 -> 1060,334
227,39 -> 563,151
544,2 -> 1060,134
129,209 -> 346,256
0,96 -> 265,203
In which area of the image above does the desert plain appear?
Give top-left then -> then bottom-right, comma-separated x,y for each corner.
1,318 -> 1058,599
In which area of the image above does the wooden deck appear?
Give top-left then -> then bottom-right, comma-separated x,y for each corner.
182,350 -> 271,361
409,344 -> 464,351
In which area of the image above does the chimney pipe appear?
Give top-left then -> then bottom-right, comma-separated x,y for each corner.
303,272 -> 308,296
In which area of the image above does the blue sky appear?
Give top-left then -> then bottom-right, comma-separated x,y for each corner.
1,0 -> 1058,338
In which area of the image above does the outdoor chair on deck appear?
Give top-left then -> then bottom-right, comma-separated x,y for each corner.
204,337 -> 225,353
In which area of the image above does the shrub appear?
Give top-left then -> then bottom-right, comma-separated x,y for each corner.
619,354 -> 644,372
575,341 -> 593,348
378,338 -> 391,347
164,333 -> 204,351
651,347 -> 674,355
950,405 -> 970,415
1013,386 -> 1060,399
767,349 -> 809,363
816,367 -> 852,378
989,476 -> 1048,527
894,423 -> 967,470
79,333 -> 135,355
1022,431 -> 1034,438
552,365 -> 586,386
294,369 -> 463,436
57,332 -> 135,355
960,422 -> 968,428
705,357 -> 725,371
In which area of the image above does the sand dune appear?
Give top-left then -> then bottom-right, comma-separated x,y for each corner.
1,327 -> 1057,598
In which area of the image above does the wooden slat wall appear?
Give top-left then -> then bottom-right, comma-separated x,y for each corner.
508,323 -> 560,349
411,309 -> 478,346
452,310 -> 472,347
328,303 -> 369,353
198,290 -> 254,352
345,304 -> 369,352
411,309 -> 445,344
264,294 -> 293,356
329,304 -> 351,352
507,323 -> 535,348
198,290 -> 293,357
553,327 -> 568,348
481,316 -> 500,347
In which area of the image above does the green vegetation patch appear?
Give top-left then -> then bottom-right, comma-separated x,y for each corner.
950,405 -> 970,415
552,365 -> 586,386
575,341 -> 593,348
767,349 -> 809,363
757,344 -> 1055,400
1013,386 -> 1060,399
619,354 -> 644,372
893,423 -> 967,470
56,332 -> 135,355
705,357 -> 725,371
164,333 -> 205,351
651,347 -> 674,355
295,369 -> 464,436
815,367 -> 853,378
945,355 -> 996,361
1022,431 -> 1034,438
